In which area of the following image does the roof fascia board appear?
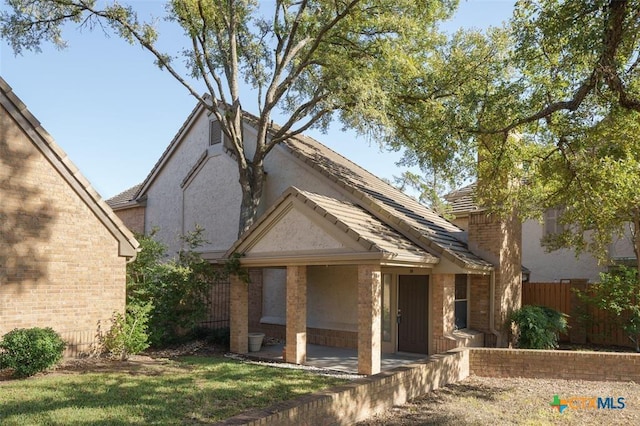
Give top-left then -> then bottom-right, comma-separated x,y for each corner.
235,251 -> 385,267
227,189 -> 377,256
136,101 -> 208,197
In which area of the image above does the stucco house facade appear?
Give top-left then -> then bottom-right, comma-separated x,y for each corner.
0,77 -> 139,355
110,100 -> 522,375
445,183 -> 636,283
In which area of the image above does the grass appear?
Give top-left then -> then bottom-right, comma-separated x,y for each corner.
0,355 -> 347,425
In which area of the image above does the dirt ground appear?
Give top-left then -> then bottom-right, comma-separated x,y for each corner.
358,375 -> 640,425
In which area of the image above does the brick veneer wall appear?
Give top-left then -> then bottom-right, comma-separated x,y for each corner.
470,348 -> 640,382
113,206 -> 145,234
467,212 -> 522,346
0,108 -> 127,356
220,348 -> 640,425
220,349 -> 470,425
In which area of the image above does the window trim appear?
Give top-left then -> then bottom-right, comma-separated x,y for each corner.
454,274 -> 469,331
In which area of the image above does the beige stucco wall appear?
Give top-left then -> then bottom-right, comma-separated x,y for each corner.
144,112 -> 346,256
261,265 -> 358,332
523,219 -> 603,282
183,153 -> 241,253
0,105 -> 126,355
144,110 -> 215,255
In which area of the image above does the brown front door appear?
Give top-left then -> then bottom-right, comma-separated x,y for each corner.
397,275 -> 429,353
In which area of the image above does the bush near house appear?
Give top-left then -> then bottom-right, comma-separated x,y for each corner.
126,227 -> 226,347
102,303 -> 152,360
0,327 -> 66,378
578,266 -> 640,352
510,305 -> 568,349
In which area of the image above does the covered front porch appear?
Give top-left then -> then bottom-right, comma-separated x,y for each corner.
225,188 -> 489,375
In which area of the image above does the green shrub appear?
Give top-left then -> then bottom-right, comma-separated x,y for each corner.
102,303 -> 152,360
0,327 -> 66,378
510,305 -> 568,349
127,227 -> 225,347
578,266 -> 640,352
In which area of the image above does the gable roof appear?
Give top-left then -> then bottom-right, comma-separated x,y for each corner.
0,77 -> 139,258
226,187 -> 439,266
280,136 -> 491,271
128,100 -> 492,271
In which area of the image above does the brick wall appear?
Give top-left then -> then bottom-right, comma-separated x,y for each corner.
470,348 -> 640,382
431,274 -> 457,353
468,212 -> 522,345
220,349 -> 470,425
0,107 -> 126,356
220,348 -> 639,425
113,206 -> 145,234
469,274 -> 490,331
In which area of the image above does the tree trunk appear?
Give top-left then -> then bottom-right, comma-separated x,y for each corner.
633,208 -> 640,274
237,160 -> 266,238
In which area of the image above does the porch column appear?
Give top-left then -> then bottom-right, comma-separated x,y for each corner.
358,264 -> 381,375
229,273 -> 249,354
285,265 -> 307,364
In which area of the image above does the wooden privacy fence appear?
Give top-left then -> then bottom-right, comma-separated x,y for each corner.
522,281 -> 633,349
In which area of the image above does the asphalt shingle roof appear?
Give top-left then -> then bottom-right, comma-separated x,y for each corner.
282,136 -> 492,270
295,189 -> 438,262
106,183 -> 142,209
444,182 -> 479,216
123,101 -> 492,270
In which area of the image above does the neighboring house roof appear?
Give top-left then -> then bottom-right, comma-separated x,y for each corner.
127,100 -> 493,271
106,183 -> 144,210
227,187 -> 439,266
0,77 -> 139,258
444,182 -> 479,216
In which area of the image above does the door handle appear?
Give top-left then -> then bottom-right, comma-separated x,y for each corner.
396,309 -> 402,324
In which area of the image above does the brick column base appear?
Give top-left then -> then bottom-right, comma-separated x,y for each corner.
229,274 -> 248,354
286,266 -> 307,364
358,264 -> 381,375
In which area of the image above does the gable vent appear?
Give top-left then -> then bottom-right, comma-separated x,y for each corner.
210,120 -> 224,146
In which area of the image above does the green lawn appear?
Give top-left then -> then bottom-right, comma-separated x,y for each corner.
0,356 -> 347,425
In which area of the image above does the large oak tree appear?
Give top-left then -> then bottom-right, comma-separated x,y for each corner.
1,0 -> 457,236
383,0 -> 640,271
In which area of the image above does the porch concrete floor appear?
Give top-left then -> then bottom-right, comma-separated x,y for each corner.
247,342 -> 428,374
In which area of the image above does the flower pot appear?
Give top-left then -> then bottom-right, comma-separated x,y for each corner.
248,332 -> 265,352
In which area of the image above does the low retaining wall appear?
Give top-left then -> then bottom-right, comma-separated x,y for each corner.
217,349 -> 469,425
470,348 -> 640,382
218,348 -> 640,425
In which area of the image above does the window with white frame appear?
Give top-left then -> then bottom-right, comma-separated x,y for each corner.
454,274 -> 468,330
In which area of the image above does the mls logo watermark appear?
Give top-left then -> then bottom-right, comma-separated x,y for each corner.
550,394 -> 626,413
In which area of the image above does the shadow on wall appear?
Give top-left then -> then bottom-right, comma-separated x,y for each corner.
0,120 -> 56,296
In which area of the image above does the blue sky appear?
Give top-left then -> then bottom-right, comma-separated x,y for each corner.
0,1 -> 514,199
